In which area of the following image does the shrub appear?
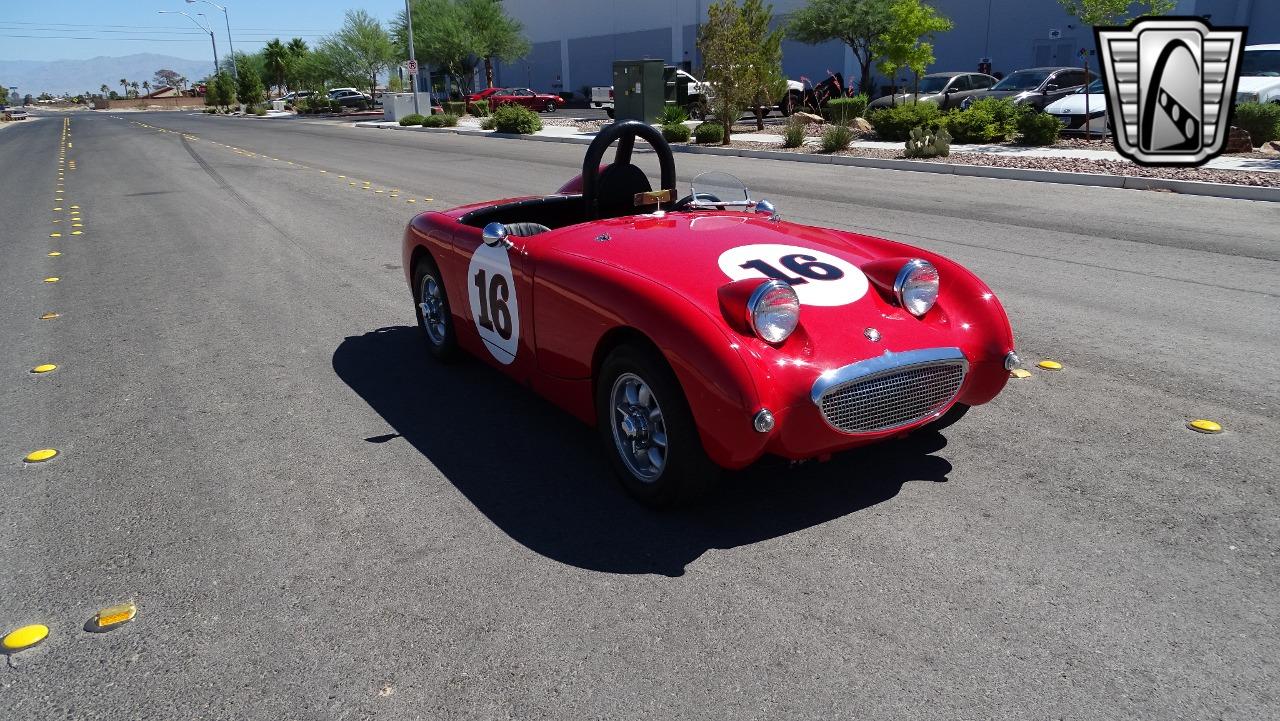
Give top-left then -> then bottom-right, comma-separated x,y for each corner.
490,103 -> 542,134
661,122 -> 691,142
1233,102 -> 1280,146
693,122 -> 724,144
659,104 -> 689,125
942,98 -> 1021,143
782,118 -> 806,148
867,102 -> 943,141
421,113 -> 459,128
904,125 -> 952,158
1016,109 -> 1063,146
470,99 -> 489,116
252,105 -> 267,116
399,113 -> 426,126
443,101 -> 466,116
480,115 -> 497,130
820,124 -> 854,152
825,95 -> 868,124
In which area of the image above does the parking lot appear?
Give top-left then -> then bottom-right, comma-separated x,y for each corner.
2,110 -> 1277,719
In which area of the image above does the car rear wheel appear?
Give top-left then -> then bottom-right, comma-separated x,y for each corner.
605,107 -> 614,119
413,256 -> 459,362
544,101 -> 557,113
596,344 -> 718,507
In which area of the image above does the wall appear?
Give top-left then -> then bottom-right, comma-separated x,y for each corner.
96,96 -> 206,110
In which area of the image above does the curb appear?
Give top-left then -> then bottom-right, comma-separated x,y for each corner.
355,122 -> 1280,203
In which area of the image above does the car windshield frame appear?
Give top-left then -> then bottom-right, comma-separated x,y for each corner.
992,71 -> 1051,91
1241,49 -> 1280,77
915,76 -> 951,94
1078,79 -> 1104,94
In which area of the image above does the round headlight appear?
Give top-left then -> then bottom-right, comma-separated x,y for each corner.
748,280 -> 800,344
894,259 -> 939,317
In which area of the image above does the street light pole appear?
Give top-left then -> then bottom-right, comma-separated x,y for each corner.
405,0 -> 419,115
159,10 -> 217,76
187,0 -> 237,80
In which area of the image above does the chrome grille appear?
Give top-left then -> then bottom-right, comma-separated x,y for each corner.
817,361 -> 965,433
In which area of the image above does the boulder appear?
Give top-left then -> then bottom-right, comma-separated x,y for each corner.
1259,140 -> 1280,156
1224,126 -> 1253,153
850,117 -> 874,134
792,111 -> 823,124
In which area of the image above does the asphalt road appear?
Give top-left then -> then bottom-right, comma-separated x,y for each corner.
2,109 -> 1276,720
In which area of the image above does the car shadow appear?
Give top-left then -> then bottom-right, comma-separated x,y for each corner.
333,326 -> 953,576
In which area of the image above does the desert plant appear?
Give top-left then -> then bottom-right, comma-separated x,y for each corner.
944,98 -> 1025,143
782,118 -> 806,148
399,113 -> 426,126
825,95 -> 868,124
659,104 -> 690,125
904,124 -> 951,157
490,103 -> 541,134
820,124 -> 854,152
1016,109 -> 1062,146
421,112 -> 459,127
252,105 -> 268,116
444,100 -> 467,116
1232,102 -> 1280,146
694,122 -> 725,144
662,122 -> 692,143
480,114 -> 497,130
470,99 -> 490,116
867,101 -> 942,141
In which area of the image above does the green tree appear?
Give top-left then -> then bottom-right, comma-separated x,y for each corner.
874,0 -> 952,104
0,86 -> 7,105
1056,0 -> 1176,25
153,68 -> 181,90
100,84 -> 110,97
236,64 -> 265,107
263,39 -> 289,96
461,0 -> 530,89
131,81 -> 140,98
699,0 -> 785,143
327,9 -> 396,104
206,71 -> 237,110
396,0 -> 479,95
142,80 -> 151,96
787,0 -> 893,97
285,38 -> 309,91
119,78 -> 129,98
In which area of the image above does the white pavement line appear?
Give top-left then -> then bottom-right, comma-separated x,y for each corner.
355,122 -> 1280,203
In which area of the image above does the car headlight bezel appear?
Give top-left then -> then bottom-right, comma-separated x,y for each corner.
894,259 -> 940,317
747,280 -> 800,344
1236,91 -> 1260,104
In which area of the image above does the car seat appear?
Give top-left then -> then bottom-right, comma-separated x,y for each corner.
505,222 -> 551,237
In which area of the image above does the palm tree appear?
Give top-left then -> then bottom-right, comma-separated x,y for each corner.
286,37 -> 309,91
131,81 -> 140,98
119,78 -> 128,97
142,81 -> 151,97
100,84 -> 110,97
263,38 -> 288,97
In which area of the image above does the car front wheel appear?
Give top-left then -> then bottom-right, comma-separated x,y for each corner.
413,257 -> 459,362
544,101 -> 557,113
596,345 -> 718,507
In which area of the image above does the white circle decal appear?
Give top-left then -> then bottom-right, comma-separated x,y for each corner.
466,243 -> 521,364
717,244 -> 869,306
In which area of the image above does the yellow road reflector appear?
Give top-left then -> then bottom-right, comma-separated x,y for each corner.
319,170 -> 327,173
407,199 -> 416,203
425,198 -> 433,202
31,364 -> 58,374
40,312 -> 60,320
24,449 -> 58,463
375,190 -> 384,193
349,182 -> 357,186
44,277 -> 60,283
48,251 -> 62,257
3,624 -> 49,651
338,175 -> 346,178
1037,360 -> 1063,371
71,231 -> 82,235
53,207 -> 62,211
50,233 -> 61,237
94,601 -> 136,630
70,205 -> 79,209
1009,368 -> 1032,379
72,224 -> 83,228
1187,419 -> 1223,434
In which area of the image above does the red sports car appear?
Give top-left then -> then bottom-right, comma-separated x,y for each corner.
402,121 -> 1018,506
467,87 -> 563,113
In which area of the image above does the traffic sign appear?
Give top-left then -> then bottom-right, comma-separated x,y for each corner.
406,59 -> 418,75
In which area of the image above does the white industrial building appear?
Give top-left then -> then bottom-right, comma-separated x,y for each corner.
488,0 -> 1277,97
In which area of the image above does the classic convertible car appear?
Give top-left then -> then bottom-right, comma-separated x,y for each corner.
402,121 -> 1018,506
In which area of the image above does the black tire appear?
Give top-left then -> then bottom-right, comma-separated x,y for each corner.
605,107 -> 614,119
686,103 -> 705,121
596,344 -> 719,507
918,403 -> 969,434
544,101 -> 557,113
412,255 -> 460,362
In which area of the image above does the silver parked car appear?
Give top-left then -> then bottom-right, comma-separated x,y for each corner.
868,72 -> 998,111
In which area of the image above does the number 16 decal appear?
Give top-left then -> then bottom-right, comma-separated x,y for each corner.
718,244 -> 868,306
467,243 -> 521,364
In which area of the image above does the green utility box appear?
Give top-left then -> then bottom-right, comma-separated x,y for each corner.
612,59 -> 666,122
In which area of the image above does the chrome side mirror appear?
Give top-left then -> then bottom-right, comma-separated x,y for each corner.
482,222 -> 510,248
755,199 -> 779,221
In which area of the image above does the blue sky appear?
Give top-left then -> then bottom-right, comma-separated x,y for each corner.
0,0 -> 407,62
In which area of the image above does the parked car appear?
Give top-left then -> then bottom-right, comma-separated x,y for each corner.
1044,78 -> 1109,135
960,66 -> 1093,111
465,87 -> 506,106
473,87 -> 564,113
868,72 -> 998,110
328,88 -> 372,109
400,120 -> 1018,507
1235,44 -> 1280,105
276,90 -> 314,105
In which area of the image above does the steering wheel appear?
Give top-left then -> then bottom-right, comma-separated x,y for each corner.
581,120 -> 677,220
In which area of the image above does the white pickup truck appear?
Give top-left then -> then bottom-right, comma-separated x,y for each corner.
591,68 -> 708,118
1236,44 -> 1280,105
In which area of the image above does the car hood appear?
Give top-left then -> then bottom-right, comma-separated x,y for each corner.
542,212 -> 994,368
1237,77 -> 1280,93
1044,93 -> 1107,114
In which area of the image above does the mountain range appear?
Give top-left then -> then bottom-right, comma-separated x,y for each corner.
0,53 -> 216,96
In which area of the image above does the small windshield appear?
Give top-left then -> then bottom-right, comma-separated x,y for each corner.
1079,79 -> 1104,94
916,76 -> 951,94
1241,50 -> 1280,77
992,70 -> 1050,91
688,171 -> 751,209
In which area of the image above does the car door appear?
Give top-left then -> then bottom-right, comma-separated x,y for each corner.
448,222 -> 537,381
941,75 -> 970,109
1043,70 -> 1086,107
954,74 -> 993,107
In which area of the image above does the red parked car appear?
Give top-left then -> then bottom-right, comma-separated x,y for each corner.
401,122 -> 1018,506
467,87 -> 563,113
